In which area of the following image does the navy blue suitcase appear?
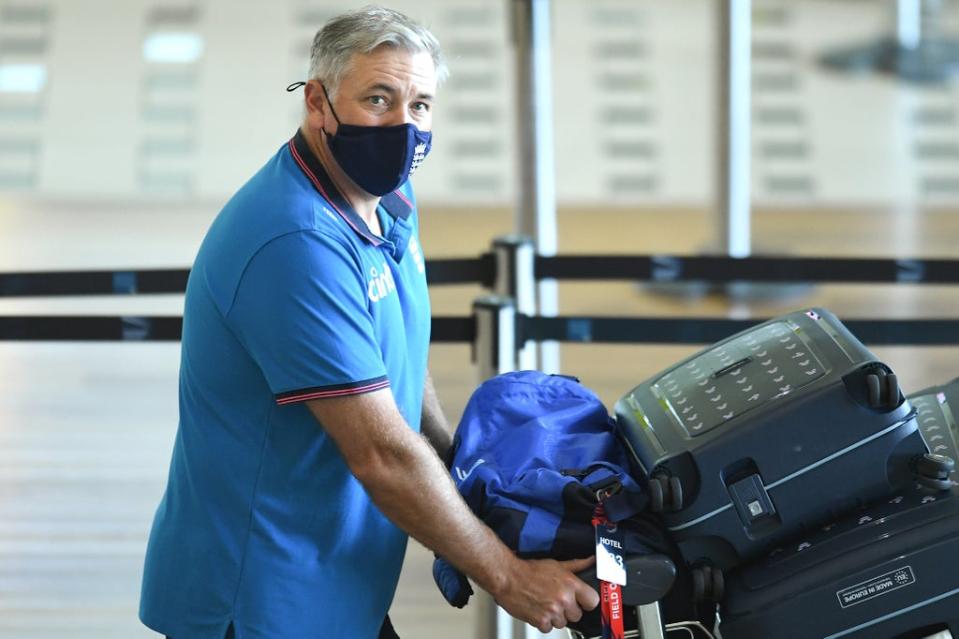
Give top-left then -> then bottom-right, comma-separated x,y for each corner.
613,308 -> 932,571
719,484 -> 959,639
719,378 -> 959,638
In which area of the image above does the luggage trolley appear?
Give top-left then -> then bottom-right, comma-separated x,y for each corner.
569,555 -> 716,639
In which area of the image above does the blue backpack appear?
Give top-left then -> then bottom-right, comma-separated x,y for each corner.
434,371 -> 672,609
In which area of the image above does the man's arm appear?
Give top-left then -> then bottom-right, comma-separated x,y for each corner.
307,390 -> 598,633
420,370 -> 452,461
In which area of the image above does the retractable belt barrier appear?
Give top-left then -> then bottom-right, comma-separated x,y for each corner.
2,249 -> 959,346
536,255 -> 959,284
520,316 -> 959,346
2,254 -> 958,299
5,313 -> 959,347
0,315 -> 477,343
0,256 -> 496,298
0,269 -> 191,297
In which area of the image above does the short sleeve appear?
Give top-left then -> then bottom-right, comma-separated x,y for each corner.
227,231 -> 389,405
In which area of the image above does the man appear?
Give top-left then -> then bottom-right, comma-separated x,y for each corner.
140,6 -> 598,638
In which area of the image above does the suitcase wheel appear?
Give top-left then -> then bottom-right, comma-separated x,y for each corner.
692,566 -> 706,601
712,566 -> 725,601
649,476 -> 664,513
691,564 -> 725,603
866,370 -> 900,411
648,474 -> 684,513
916,453 -> 957,491
667,476 -> 683,511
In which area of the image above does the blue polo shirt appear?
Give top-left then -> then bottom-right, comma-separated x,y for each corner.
140,130 -> 431,639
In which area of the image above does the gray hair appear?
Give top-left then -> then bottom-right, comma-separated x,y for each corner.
308,5 -> 448,99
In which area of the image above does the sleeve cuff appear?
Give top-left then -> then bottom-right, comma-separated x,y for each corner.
275,376 -> 390,405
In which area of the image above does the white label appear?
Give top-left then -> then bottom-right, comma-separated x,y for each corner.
595,526 -> 627,586
836,566 -> 916,609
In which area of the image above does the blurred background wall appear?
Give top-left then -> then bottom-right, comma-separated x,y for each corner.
1,0 -> 959,206
2,0 -> 959,637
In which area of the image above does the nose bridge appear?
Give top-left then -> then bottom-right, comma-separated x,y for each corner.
393,98 -> 415,125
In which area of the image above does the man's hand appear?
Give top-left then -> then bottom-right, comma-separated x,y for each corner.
493,556 -> 600,633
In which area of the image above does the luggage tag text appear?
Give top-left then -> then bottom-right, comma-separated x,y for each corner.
595,524 -> 627,586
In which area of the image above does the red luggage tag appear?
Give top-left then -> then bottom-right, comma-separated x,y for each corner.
593,498 -> 626,639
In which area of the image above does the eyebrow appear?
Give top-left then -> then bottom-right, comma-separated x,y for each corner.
365,82 -> 434,102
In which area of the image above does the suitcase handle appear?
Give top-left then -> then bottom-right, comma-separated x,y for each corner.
575,553 -> 676,606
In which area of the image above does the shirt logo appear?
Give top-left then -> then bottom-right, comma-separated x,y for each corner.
368,261 -> 397,303
408,237 -> 425,274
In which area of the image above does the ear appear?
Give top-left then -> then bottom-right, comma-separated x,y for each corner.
304,80 -> 331,134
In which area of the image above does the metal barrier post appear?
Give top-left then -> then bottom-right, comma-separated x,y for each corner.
473,298 -> 564,639
472,295 -> 520,639
897,0 -> 921,51
511,0 -> 560,375
493,236 -> 537,371
473,295 -> 518,381
717,0 -> 752,259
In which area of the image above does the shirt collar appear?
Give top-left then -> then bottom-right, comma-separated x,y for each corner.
288,129 -> 414,257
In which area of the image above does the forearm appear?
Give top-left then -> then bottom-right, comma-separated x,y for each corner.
420,371 -> 452,460
360,434 -> 600,633
355,423 -> 512,595
307,390 -> 598,631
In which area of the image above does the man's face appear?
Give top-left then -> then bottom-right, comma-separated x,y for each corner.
309,45 -> 438,135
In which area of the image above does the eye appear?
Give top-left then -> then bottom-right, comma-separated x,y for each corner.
412,101 -> 431,113
368,95 -> 388,107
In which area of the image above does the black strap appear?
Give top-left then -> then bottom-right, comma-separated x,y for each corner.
379,615 -> 401,639
0,316 -> 183,341
520,316 -> 959,346
0,256 -> 493,297
430,316 -> 476,343
426,254 -> 495,286
536,254 -> 959,284
0,269 -> 189,296
0,315 -> 476,343
2,314 -> 957,345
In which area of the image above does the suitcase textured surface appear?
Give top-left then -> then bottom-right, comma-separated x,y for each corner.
719,392 -> 959,639
910,376 -> 959,460
614,308 -> 927,569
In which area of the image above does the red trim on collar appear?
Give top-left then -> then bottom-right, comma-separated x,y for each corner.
287,138 -> 383,247
392,188 -> 413,208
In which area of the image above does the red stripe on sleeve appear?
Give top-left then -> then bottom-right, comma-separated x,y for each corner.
276,379 -> 391,405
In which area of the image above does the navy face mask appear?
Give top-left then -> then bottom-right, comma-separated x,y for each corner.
320,84 -> 432,197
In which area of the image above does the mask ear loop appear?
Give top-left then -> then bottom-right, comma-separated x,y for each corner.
318,83 -> 342,125
287,81 -> 341,139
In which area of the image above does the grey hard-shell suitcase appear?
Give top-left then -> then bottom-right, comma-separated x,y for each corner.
613,308 -> 935,575
719,378 -> 959,638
